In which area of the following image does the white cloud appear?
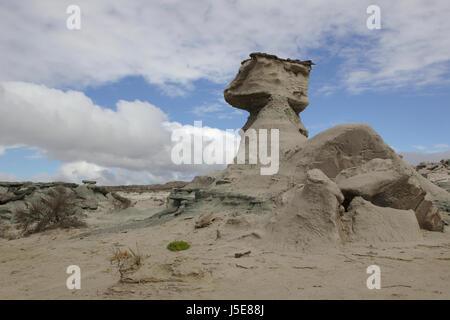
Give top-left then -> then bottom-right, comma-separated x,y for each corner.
0,172 -> 21,182
411,144 -> 450,154
1,1 -> 449,93
433,144 -> 449,149
192,102 -> 243,119
0,81 -> 239,184
401,150 -> 450,165
192,103 -> 225,116
0,145 -> 25,156
25,149 -> 45,159
340,1 -> 450,93
32,161 -> 177,186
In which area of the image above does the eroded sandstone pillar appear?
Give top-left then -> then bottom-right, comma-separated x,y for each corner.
224,53 -> 314,154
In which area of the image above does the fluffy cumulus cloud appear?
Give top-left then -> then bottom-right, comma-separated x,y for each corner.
0,82 -> 240,185
412,145 -> 427,151
1,0 -> 450,184
341,1 -> 450,92
1,0 -> 449,92
192,102 -> 244,120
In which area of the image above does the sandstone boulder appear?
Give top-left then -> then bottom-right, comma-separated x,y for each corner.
336,158 -> 444,231
267,169 -> 346,248
346,197 -> 422,242
335,158 -> 400,198
416,159 -> 450,193
292,123 -> 399,179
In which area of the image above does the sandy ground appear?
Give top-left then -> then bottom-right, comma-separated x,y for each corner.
1,191 -> 449,300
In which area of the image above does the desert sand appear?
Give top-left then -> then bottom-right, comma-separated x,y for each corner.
0,191 -> 449,300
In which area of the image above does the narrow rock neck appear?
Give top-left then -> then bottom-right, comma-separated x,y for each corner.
242,95 -> 308,138
238,95 -> 308,159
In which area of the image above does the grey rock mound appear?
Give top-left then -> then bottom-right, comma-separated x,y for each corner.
416,159 -> 450,193
415,159 -> 450,223
0,181 -> 109,223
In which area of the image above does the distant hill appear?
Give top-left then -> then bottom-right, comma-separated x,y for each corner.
101,181 -> 189,193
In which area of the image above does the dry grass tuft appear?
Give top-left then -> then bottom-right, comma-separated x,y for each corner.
0,221 -> 17,240
110,243 -> 143,281
14,186 -> 87,236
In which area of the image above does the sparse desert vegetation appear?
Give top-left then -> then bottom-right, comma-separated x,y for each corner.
14,186 -> 86,236
167,241 -> 190,251
110,244 -> 143,282
0,220 -> 16,240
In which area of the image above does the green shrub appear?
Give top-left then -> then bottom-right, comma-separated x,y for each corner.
167,241 -> 190,251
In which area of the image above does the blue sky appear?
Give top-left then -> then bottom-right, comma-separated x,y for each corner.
0,1 -> 449,184
84,70 -> 450,147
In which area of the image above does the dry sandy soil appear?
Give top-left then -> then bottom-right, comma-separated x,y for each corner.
1,191 -> 449,300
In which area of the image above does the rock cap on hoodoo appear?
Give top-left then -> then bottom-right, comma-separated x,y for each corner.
224,52 -> 314,113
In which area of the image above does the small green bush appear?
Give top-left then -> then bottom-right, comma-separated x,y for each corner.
167,241 -> 190,251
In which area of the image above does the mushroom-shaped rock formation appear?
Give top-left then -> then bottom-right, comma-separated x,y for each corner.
224,53 -> 313,114
225,53 -> 313,151
161,53 -> 447,249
